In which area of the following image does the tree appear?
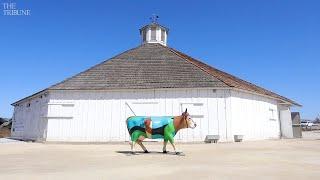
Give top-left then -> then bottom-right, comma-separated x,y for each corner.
314,115 -> 320,124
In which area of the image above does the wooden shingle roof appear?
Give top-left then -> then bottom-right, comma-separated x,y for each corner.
166,46 -> 300,106
49,43 -> 228,90
13,43 -> 300,106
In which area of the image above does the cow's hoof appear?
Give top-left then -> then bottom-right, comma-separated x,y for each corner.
175,152 -> 181,155
144,150 -> 149,153
163,151 -> 168,154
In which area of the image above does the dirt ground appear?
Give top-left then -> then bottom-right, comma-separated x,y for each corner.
0,127 -> 11,138
1,133 -> 320,180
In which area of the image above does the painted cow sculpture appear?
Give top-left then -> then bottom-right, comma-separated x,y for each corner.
126,109 -> 196,154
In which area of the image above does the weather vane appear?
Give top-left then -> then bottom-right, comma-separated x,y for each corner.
150,14 -> 159,23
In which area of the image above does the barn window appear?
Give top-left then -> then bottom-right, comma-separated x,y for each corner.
27,103 -> 31,107
151,27 -> 156,41
126,101 -> 160,116
180,103 -> 204,119
47,102 -> 74,119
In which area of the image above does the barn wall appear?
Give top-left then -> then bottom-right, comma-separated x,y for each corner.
230,90 -> 281,140
11,94 -> 48,141
46,89 -> 231,142
12,88 -> 285,142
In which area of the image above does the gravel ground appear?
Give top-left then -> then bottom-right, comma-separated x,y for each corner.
302,130 -> 320,139
0,132 -> 319,180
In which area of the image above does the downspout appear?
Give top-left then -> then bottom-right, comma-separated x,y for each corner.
278,105 -> 283,138
224,90 -> 228,141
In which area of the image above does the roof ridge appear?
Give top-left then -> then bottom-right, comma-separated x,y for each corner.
169,47 -> 252,88
162,45 -> 232,88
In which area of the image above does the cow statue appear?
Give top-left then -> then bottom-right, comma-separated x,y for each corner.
126,109 -> 197,154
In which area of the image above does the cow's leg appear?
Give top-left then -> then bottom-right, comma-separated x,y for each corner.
169,140 -> 180,155
131,131 -> 144,154
138,136 -> 149,153
163,140 -> 168,153
137,140 -> 149,153
131,141 -> 137,154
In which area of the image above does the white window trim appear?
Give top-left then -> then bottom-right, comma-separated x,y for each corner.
269,108 -> 277,120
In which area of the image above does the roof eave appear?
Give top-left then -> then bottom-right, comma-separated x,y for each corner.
229,88 -> 301,107
11,89 -> 48,106
139,23 -> 170,34
279,102 -> 302,107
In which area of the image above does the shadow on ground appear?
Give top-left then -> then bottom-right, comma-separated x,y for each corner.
115,151 -> 185,156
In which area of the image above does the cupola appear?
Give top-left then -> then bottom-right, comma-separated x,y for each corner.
140,15 -> 169,46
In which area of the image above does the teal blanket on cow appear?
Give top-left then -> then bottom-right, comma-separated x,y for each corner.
126,116 -> 175,140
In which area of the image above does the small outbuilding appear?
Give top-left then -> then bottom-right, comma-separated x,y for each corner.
11,21 -> 300,142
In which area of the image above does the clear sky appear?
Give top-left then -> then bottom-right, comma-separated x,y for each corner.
0,0 -> 319,119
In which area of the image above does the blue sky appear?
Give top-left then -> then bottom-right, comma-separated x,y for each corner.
0,0 -> 319,119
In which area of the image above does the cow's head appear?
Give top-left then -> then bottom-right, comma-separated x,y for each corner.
182,108 -> 197,129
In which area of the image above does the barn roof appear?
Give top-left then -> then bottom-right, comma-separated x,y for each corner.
49,43 -> 228,90
12,43 -> 300,106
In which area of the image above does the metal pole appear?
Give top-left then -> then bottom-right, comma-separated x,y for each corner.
125,102 -> 136,116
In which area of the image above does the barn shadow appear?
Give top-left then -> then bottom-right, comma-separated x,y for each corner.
115,151 -> 185,156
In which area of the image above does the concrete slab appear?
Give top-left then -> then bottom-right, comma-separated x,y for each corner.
0,137 -> 319,180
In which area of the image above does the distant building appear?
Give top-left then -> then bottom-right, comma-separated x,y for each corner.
11,21 -> 300,142
301,119 -> 314,123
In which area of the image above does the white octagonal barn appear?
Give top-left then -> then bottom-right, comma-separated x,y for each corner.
11,22 -> 300,142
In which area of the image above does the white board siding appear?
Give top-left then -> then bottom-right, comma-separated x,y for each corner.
13,88 -> 285,142
46,89 -> 229,142
230,90 -> 280,140
11,94 -> 48,141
